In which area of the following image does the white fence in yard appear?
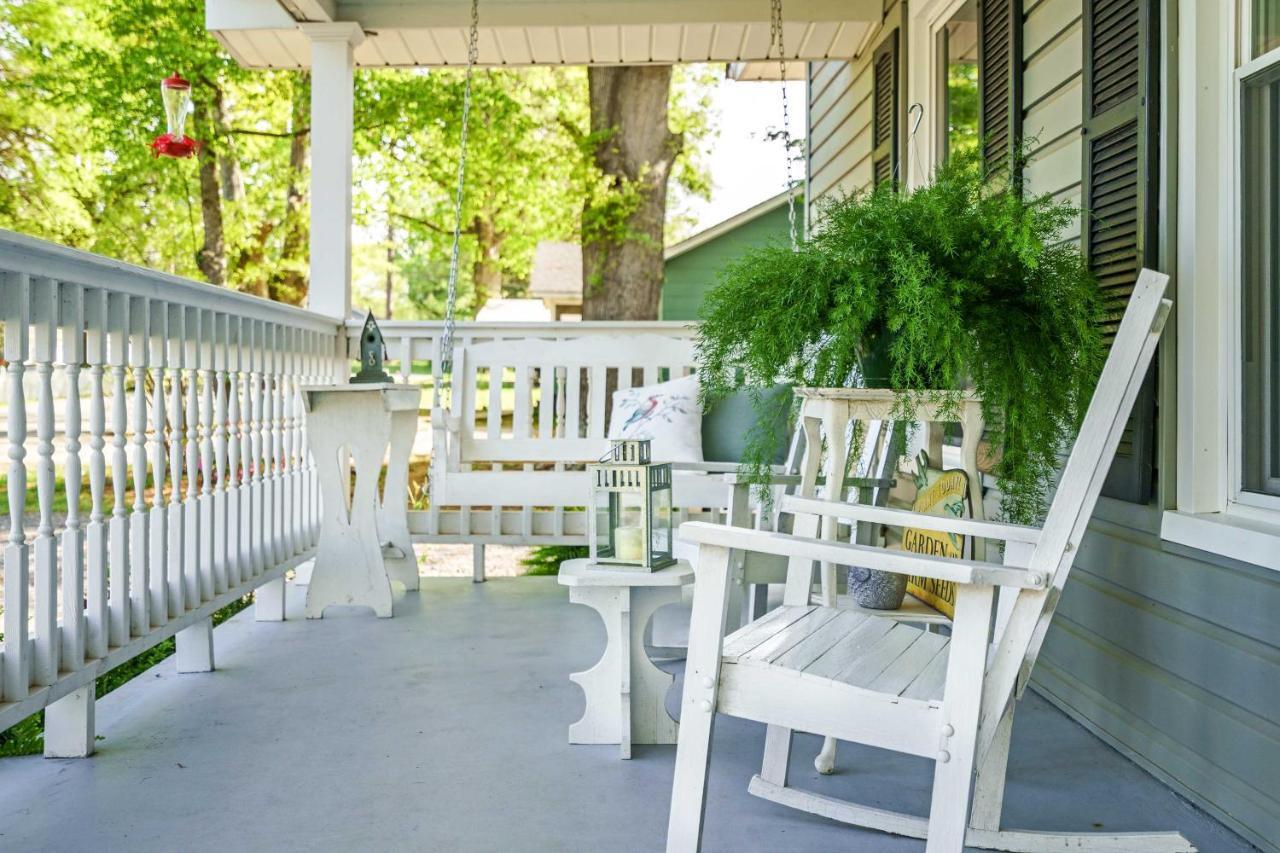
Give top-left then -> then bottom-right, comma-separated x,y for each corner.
0,229 -> 702,741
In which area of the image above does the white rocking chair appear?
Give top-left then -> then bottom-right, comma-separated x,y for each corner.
666,270 -> 1196,852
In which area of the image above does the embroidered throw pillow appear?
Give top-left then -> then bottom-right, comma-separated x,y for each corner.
607,373 -> 704,462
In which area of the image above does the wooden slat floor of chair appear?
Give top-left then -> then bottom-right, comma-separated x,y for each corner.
722,605 -> 950,703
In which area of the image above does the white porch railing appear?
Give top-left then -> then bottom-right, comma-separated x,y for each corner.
0,231 -> 342,742
343,318 -> 697,410
0,229 -> 702,745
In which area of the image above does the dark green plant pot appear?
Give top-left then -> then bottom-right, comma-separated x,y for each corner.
859,331 -> 894,389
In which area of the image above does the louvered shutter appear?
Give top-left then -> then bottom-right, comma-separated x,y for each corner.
872,31 -> 899,190
978,0 -> 1022,176
1082,0 -> 1159,503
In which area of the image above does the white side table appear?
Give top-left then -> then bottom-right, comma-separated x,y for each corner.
558,558 -> 694,759
301,383 -> 421,619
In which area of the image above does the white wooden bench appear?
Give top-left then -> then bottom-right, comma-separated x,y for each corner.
413,333 -> 746,580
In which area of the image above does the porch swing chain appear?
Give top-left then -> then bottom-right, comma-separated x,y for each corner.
770,0 -> 798,250
439,0 -> 480,408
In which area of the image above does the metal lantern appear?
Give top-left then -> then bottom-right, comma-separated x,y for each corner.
150,73 -> 201,159
587,439 -> 675,571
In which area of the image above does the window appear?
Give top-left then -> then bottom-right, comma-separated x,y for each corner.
1253,0 -> 1280,58
941,1 -> 979,161
1241,60 -> 1280,497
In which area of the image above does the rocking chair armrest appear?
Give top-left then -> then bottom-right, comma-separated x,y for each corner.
678,522 -> 1047,590
781,495 -> 1043,545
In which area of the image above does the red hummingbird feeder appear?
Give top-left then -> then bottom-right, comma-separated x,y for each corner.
150,73 -> 201,159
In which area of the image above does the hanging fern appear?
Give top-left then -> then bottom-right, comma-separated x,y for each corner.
696,148 -> 1104,524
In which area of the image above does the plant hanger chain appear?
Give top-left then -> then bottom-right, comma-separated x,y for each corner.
439,0 -> 480,408
770,0 -> 798,251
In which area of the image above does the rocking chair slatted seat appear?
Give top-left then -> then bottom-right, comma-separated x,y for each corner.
666,270 -> 1197,853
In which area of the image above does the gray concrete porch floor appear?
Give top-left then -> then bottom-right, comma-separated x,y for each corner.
0,578 -> 1257,853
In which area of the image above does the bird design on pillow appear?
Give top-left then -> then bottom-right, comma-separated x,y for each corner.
621,396 -> 661,432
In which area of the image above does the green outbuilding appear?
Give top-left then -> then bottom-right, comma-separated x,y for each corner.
660,191 -> 802,321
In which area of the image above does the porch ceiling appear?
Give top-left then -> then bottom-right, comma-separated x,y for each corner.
206,0 -> 880,69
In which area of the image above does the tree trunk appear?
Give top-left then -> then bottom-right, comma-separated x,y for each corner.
472,216 -> 505,307
212,87 -> 244,203
581,66 -> 681,321
272,71 -> 310,306
194,101 -> 227,286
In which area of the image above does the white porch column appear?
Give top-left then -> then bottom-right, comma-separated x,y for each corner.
301,22 -> 364,322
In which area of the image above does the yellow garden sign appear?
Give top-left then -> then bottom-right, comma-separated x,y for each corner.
903,462 -> 970,618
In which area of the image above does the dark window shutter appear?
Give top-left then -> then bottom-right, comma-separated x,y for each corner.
978,0 -> 1022,176
1082,0 -> 1159,503
872,31 -> 899,190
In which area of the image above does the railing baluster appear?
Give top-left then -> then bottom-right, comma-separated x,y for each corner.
107,292 -> 130,648
128,297 -> 150,637
270,325 -> 285,564
250,321 -> 266,574
226,317 -> 243,586
240,320 -> 256,577
166,304 -> 186,614
199,310 -> 218,595
60,282 -> 86,671
84,290 -> 108,661
213,313 -> 230,589
184,308 -> 203,603
2,272 -> 31,701
148,304 -> 168,627
282,328 -> 297,558
32,278 -> 59,685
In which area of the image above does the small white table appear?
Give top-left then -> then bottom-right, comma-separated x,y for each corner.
559,558 -> 694,759
301,383 -> 421,619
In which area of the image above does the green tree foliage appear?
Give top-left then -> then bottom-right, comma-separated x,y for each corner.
697,149 -> 1104,523
0,1 -> 714,316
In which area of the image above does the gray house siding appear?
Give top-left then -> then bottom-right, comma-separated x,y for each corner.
799,0 -> 1280,848
1038,512 -> 1280,852
1021,2 -> 1279,849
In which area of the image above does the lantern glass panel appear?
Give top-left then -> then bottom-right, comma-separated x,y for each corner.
649,481 -> 672,561
592,486 -> 612,559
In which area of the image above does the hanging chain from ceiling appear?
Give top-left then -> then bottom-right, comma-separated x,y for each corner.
770,0 -> 799,250
439,0 -> 480,405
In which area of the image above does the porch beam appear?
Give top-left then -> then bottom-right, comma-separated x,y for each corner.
302,22 -> 364,322
281,0 -> 335,23
332,0 -> 881,29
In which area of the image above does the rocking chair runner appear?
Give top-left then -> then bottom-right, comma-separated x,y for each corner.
666,270 -> 1195,853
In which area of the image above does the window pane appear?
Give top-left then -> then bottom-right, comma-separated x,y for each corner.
943,0 -> 980,160
1242,65 -> 1280,496
1255,0 -> 1280,58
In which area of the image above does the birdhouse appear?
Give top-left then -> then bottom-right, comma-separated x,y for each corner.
587,439 -> 675,571
150,73 -> 201,159
352,311 -> 393,383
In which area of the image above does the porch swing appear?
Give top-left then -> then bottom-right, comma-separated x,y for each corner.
417,0 -> 807,601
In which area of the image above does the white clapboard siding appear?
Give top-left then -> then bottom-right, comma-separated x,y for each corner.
1021,0 -> 1084,243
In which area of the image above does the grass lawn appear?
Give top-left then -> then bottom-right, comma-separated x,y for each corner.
0,594 -> 253,757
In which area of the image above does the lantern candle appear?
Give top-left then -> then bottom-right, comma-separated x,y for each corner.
614,525 -> 645,561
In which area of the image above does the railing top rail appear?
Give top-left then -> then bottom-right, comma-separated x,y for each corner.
0,229 -> 339,335
351,319 -> 698,335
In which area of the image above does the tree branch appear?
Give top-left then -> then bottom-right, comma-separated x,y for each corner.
393,210 -> 477,237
